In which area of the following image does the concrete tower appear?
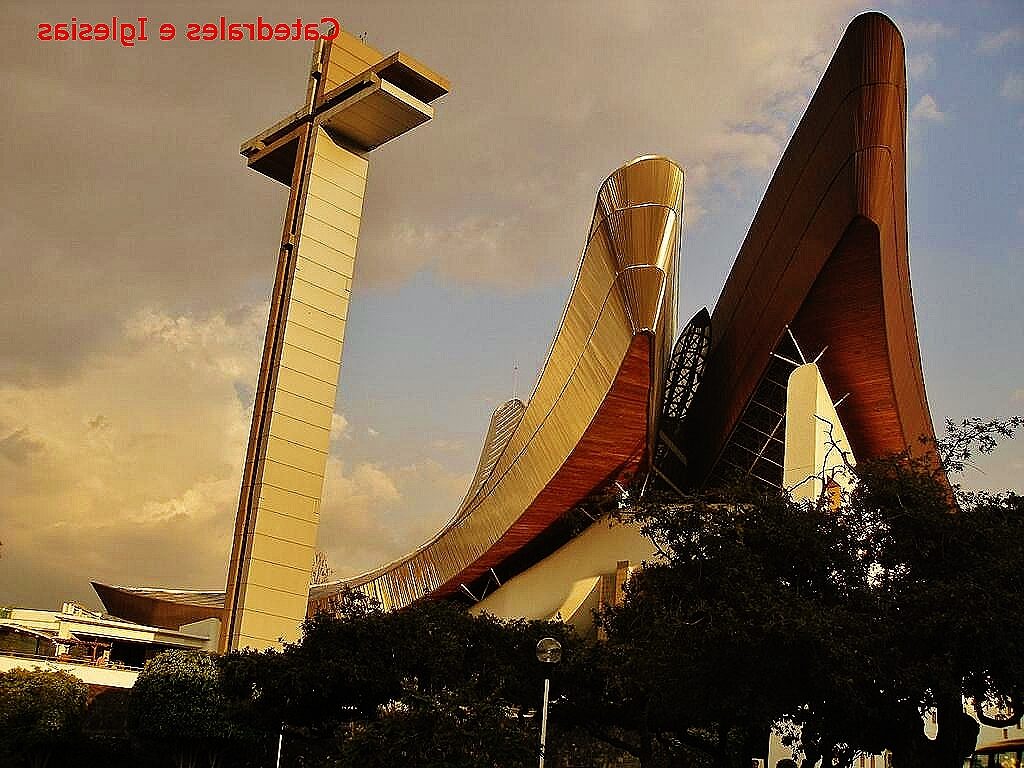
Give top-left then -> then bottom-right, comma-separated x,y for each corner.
221,29 -> 449,652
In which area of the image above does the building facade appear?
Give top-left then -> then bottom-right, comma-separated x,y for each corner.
96,13 -> 936,648
0,602 -> 215,689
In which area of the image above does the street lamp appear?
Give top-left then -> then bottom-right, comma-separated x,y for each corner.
535,637 -> 562,768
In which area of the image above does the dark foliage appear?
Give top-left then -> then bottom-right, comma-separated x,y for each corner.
7,419 -> 1021,768
214,594 -> 584,766
585,419 -> 1024,768
0,668 -> 88,768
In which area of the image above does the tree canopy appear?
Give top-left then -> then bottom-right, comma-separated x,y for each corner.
211,417 -> 1019,768
216,594 -> 580,766
4,420 -> 1021,768
129,649 -> 231,767
587,419 -> 1024,768
0,667 -> 88,768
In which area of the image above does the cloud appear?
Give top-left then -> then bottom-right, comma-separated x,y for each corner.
317,457 -> 471,577
330,413 -> 349,441
0,0 -> 873,606
911,94 -> 947,123
1001,72 -> 1024,103
0,0 -> 870,390
908,53 -> 936,80
378,217 -> 529,289
0,429 -> 44,465
349,0 -> 863,290
979,26 -> 1024,54
0,306 -> 264,605
429,438 -> 465,452
705,130 -> 784,173
0,291 -> 476,607
901,19 -> 957,43
87,415 -> 111,432
330,461 -> 401,508
124,308 -> 267,380
131,477 -> 237,526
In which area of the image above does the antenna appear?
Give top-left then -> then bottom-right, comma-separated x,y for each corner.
512,361 -> 519,400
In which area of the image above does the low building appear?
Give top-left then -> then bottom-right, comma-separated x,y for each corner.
0,601 -> 218,689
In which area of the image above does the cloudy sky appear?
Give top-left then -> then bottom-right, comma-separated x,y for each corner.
1,0 -> 1021,609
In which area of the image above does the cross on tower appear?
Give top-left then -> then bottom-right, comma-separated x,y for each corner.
221,30 -> 449,652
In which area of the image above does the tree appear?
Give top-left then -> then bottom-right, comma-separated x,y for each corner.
831,452 -> 1023,768
181,419 -> 1023,768
596,418 -> 1023,768
311,550 -> 334,585
334,690 -> 536,768
0,668 -> 88,768
129,650 -> 229,768
578,485 -> 859,768
218,591 -> 577,766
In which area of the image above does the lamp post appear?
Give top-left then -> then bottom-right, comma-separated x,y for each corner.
535,637 -> 562,768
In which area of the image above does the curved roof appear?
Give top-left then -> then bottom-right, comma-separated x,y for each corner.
681,12 -> 937,484
97,156 -> 683,625
91,582 -> 225,628
312,155 -> 683,610
94,13 -> 940,630
453,398 -> 527,522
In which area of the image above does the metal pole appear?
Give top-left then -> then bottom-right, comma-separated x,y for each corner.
539,677 -> 550,768
275,724 -> 283,768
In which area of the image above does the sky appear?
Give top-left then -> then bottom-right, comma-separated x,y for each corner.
0,0 -> 1021,609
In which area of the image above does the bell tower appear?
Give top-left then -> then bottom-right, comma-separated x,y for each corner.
221,29 -> 449,651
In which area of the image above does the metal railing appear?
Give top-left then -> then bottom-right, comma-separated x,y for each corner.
0,650 -> 143,672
